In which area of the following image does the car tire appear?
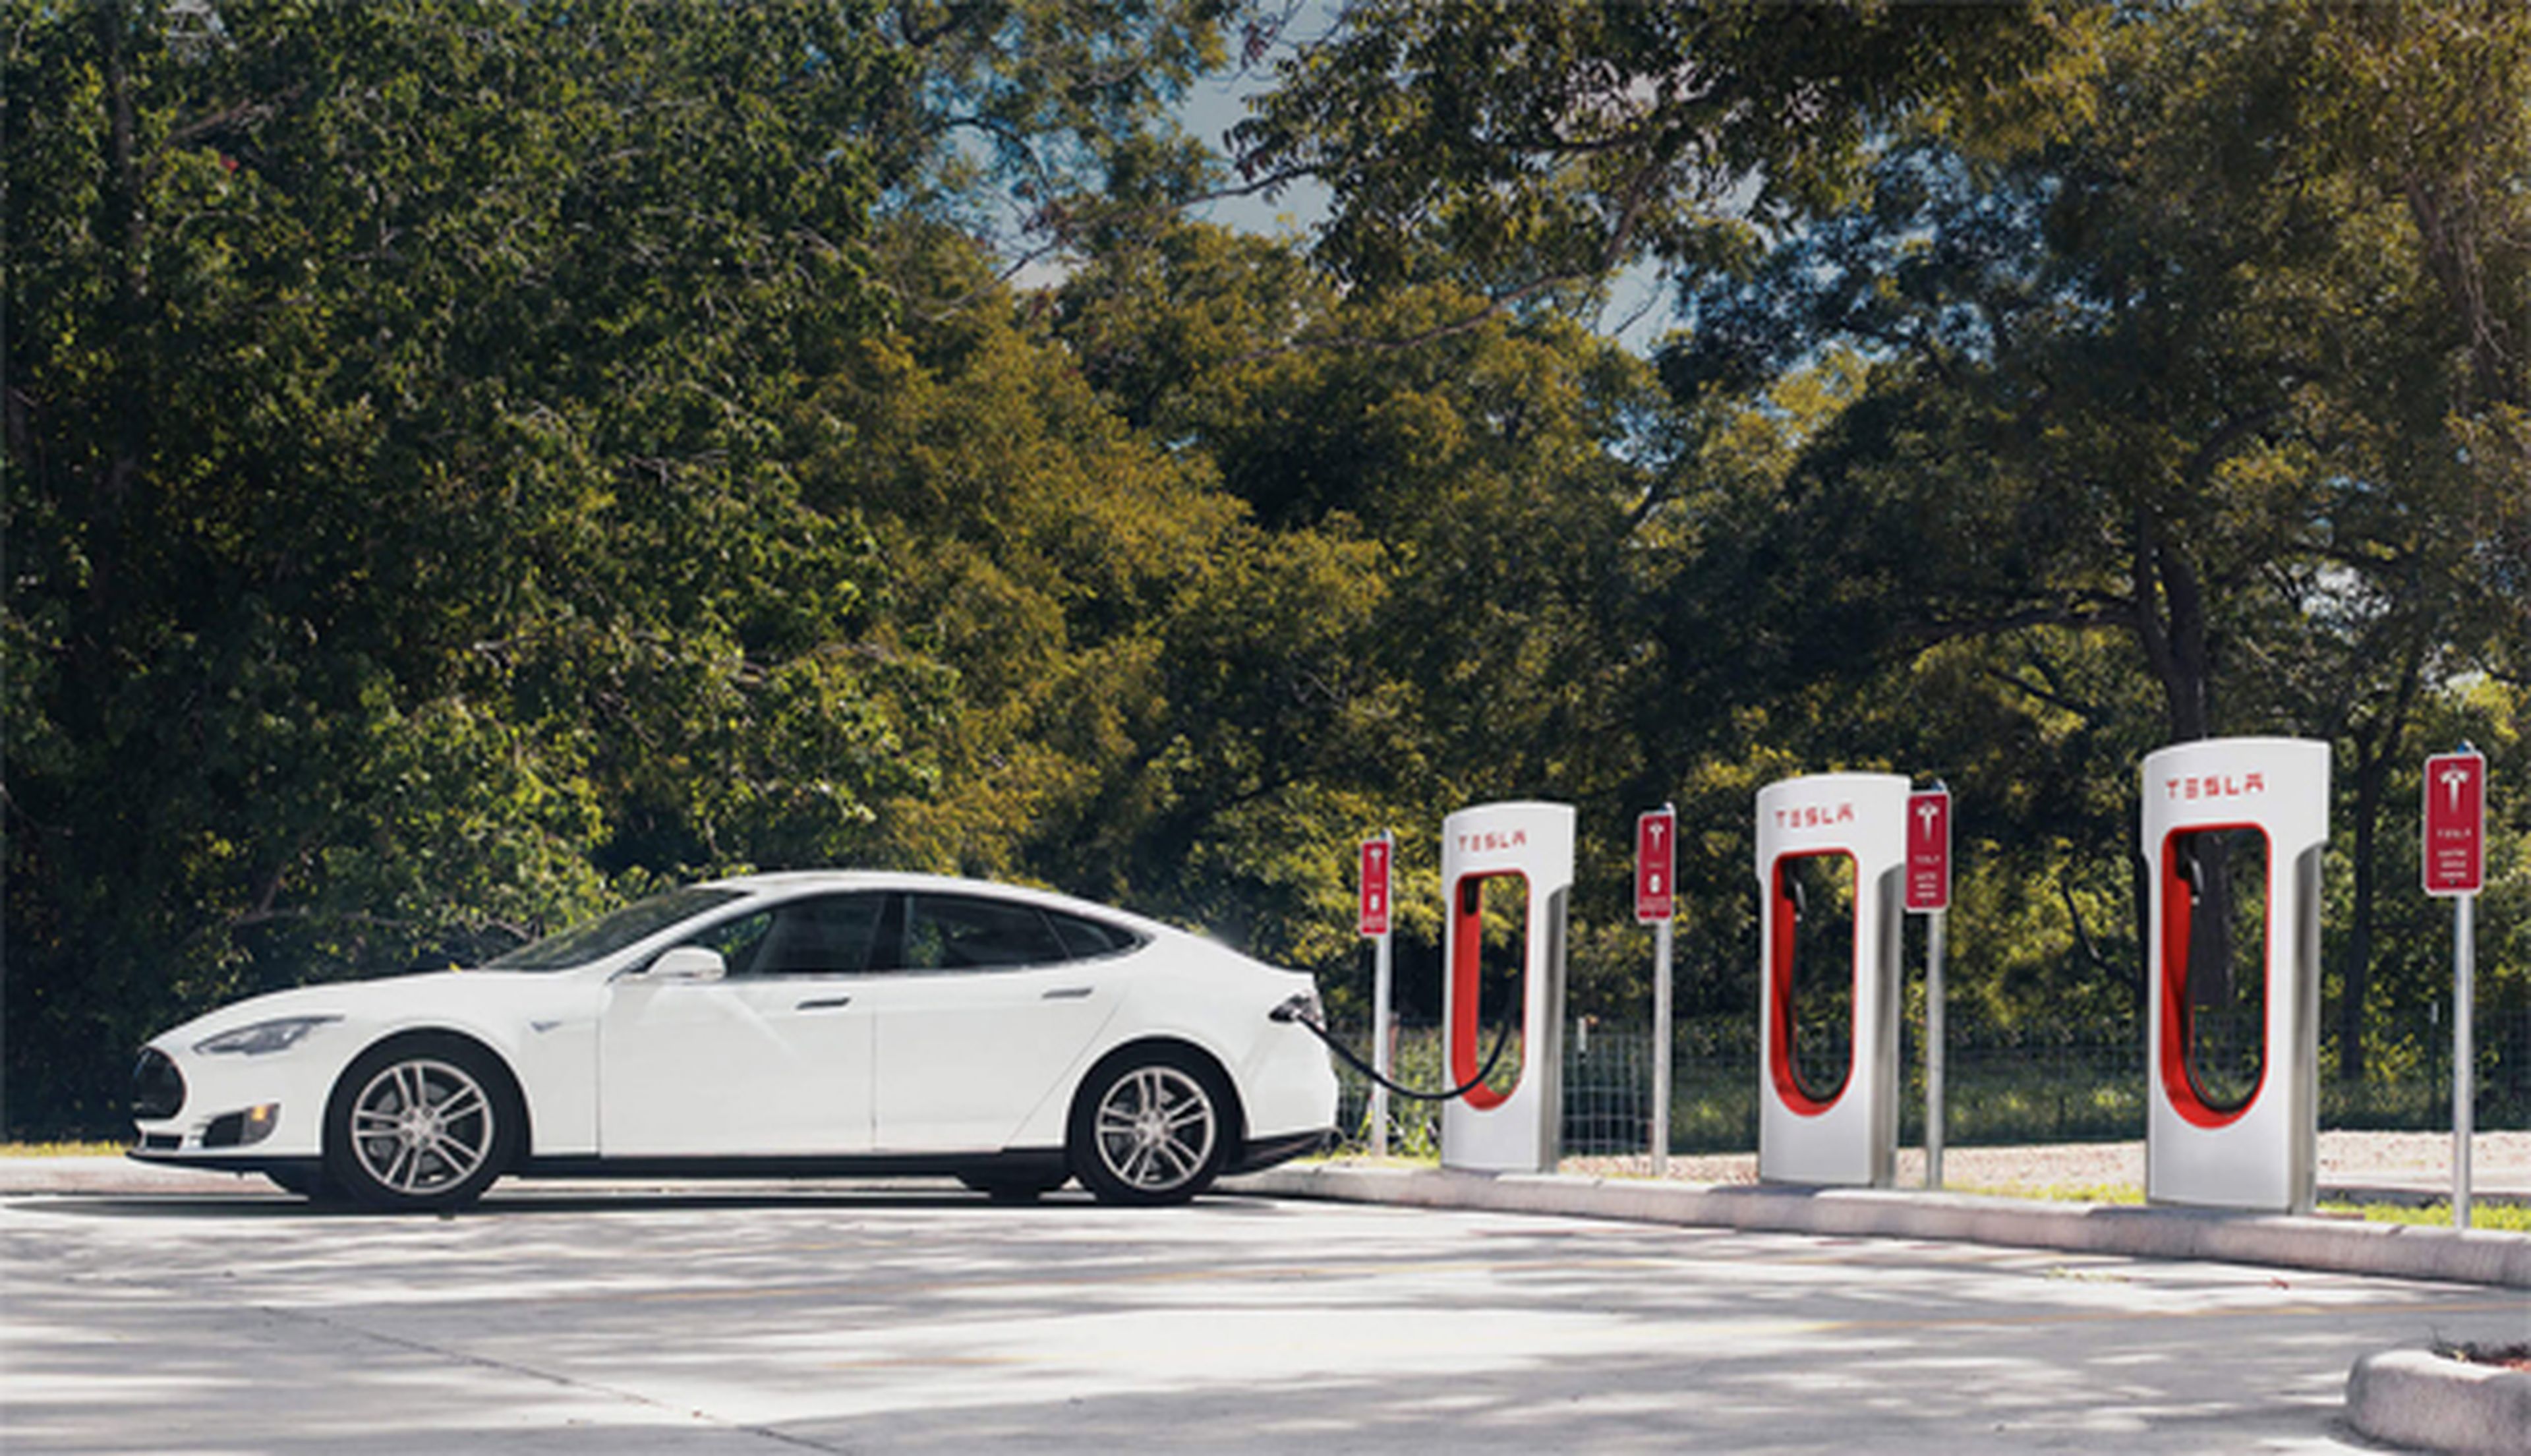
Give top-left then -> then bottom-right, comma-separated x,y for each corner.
324,1035 -> 517,1213
1069,1047 -> 1232,1206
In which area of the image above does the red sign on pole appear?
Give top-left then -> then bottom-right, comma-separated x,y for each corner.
2424,751 -> 2486,897
1635,807 -> 1675,923
1358,835 -> 1393,936
1907,788 -> 1952,913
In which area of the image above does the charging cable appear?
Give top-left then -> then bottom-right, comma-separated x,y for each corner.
1271,993 -> 1519,1102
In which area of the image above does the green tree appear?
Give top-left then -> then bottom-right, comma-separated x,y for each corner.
1231,0 -> 2056,312
1049,219 -> 1672,1010
1656,0 -> 2528,1066
6,0 -> 913,1129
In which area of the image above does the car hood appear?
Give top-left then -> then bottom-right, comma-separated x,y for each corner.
151,969 -> 489,1047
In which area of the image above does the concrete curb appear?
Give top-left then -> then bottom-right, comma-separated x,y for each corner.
1225,1163 -> 2531,1288
15,1156 -> 2528,1289
2348,1349 -> 2531,1454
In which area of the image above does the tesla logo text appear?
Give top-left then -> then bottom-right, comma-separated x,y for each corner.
1457,829 -> 1530,854
2165,772 -> 2265,801
1773,803 -> 1855,829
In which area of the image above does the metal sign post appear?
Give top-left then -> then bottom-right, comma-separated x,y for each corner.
1637,805 -> 1677,1175
2424,748 -> 2485,1228
1907,785 -> 1952,1189
1359,832 -> 1395,1158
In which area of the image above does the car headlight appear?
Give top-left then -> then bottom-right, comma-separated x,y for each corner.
193,1015 -> 340,1057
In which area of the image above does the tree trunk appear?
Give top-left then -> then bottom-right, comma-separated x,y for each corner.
2130,505 -> 2215,744
2335,637 -> 2423,1086
2339,747 -> 2383,1084
2130,504 -> 2221,1001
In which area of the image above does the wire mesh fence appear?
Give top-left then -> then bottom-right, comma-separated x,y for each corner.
1327,1008 -> 2531,1159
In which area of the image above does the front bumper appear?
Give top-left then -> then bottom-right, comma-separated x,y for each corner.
126,1148 -> 325,1183
129,1037 -> 339,1162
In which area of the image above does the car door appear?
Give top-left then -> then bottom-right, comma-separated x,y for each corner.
598,892 -> 883,1157
863,892 -> 1131,1152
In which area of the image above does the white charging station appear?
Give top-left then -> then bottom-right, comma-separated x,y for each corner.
1440,801 -> 1573,1174
1755,773 -> 1907,1186
2141,737 -> 2328,1212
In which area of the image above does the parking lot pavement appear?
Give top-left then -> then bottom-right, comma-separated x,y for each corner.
5,1182 -> 2525,1455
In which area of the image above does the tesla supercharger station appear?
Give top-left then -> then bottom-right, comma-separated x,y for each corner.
1440,801 -> 1574,1174
2142,737 -> 2329,1213
1755,773 -> 1907,1186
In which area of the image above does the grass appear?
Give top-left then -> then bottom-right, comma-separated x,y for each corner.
1950,1179 -> 2531,1231
2319,1200 -> 2531,1233
0,1140 -> 128,1157
1952,1180 -> 2146,1205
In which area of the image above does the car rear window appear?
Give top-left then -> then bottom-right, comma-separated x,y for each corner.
1048,911 -> 1142,959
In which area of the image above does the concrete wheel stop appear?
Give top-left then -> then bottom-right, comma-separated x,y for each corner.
2346,1346 -> 2531,1455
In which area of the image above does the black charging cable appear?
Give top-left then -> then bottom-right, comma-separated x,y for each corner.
1271,995 -> 1521,1102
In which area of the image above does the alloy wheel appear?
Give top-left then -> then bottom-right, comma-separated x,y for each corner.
1091,1064 -> 1217,1194
348,1057 -> 495,1197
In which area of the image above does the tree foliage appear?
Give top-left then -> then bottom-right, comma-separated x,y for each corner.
6,0 -> 2525,1134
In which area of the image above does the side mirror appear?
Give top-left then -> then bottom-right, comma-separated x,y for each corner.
647,946 -> 727,983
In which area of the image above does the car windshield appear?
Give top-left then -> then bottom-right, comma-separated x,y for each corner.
482,887 -> 742,971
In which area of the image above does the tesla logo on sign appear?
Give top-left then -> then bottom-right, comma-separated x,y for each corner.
1907,788 -> 1951,913
1358,836 -> 1392,936
2423,751 -> 2485,897
2163,772 -> 2267,800
1636,807 -> 1675,924
1455,828 -> 1530,856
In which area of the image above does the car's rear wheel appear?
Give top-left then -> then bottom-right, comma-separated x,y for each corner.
324,1037 -> 515,1212
1070,1048 -> 1231,1206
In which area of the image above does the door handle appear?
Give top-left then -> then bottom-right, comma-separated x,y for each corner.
796,995 -> 854,1011
1041,986 -> 1095,1001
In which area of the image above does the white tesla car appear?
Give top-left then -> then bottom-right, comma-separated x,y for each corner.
130,872 -> 1338,1209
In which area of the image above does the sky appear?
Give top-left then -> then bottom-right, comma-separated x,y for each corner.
1077,5 -> 1682,356
1173,51 -> 1677,355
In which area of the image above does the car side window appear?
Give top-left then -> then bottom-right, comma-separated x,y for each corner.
896,894 -> 1066,972
681,894 -> 885,978
685,910 -> 774,977
750,894 -> 887,977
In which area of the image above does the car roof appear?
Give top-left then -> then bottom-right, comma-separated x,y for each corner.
696,871 -> 1180,939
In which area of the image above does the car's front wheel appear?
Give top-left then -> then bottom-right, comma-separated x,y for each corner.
1070,1048 -> 1231,1206
324,1037 -> 516,1212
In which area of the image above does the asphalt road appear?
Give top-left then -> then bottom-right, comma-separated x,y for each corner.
5,1180 -> 2524,1454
